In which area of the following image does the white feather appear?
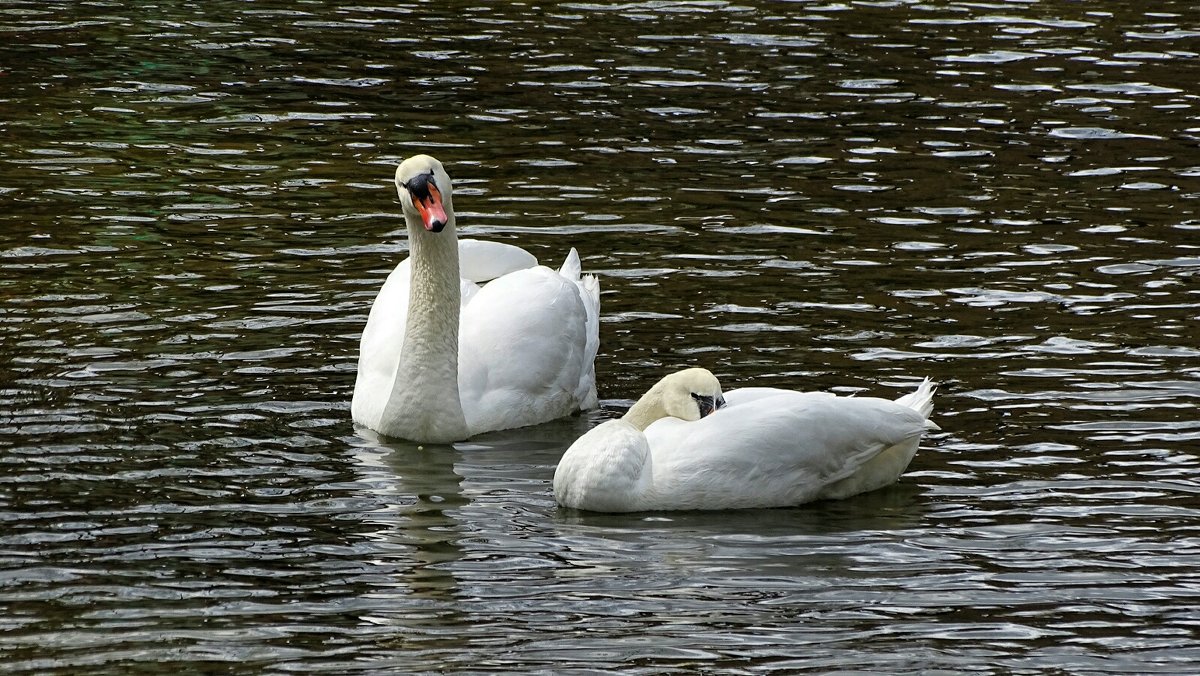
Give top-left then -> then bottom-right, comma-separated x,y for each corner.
554,370 -> 938,512
351,155 -> 599,442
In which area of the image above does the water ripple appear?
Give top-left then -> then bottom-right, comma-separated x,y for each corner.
3,0 -> 1200,673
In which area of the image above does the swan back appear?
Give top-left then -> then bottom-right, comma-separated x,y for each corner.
641,391 -> 932,510
457,239 -> 538,282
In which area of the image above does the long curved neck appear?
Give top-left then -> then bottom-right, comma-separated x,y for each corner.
621,386 -> 668,432
381,211 -> 468,442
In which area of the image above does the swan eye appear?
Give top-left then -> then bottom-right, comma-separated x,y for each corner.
405,172 -> 437,202
690,393 -> 721,418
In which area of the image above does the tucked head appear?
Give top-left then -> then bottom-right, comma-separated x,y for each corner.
395,154 -> 453,233
665,367 -> 726,420
623,367 -> 726,430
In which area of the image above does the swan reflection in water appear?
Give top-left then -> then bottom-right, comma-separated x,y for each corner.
347,395 -> 932,610
346,414 -> 596,602
348,431 -> 469,602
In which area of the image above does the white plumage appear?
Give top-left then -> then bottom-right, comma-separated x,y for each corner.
352,155 -> 600,443
554,369 -> 938,512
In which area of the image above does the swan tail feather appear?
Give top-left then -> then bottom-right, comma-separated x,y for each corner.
559,247 -> 582,279
562,248 -> 601,410
894,377 -> 937,421
581,272 -> 600,365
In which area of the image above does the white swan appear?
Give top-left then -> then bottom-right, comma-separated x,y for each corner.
352,154 -> 600,443
553,368 -> 938,512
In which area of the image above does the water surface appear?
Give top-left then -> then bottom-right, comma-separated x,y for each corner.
2,1 -> 1199,673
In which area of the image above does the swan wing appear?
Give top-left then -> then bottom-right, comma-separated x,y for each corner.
642,390 -> 931,510
458,263 -> 594,434
458,238 -> 538,282
351,259 -> 413,429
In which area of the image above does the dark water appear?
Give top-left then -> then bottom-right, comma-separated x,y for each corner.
3,1 -> 1199,672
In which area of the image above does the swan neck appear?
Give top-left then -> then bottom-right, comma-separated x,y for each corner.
384,210 -> 468,439
621,388 -> 666,432
407,216 -> 461,293
403,211 -> 461,373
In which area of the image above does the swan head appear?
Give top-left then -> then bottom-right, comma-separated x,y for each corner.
395,154 -> 454,233
623,367 -> 726,431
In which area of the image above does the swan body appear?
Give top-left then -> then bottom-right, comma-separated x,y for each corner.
553,370 -> 938,512
352,155 -> 600,443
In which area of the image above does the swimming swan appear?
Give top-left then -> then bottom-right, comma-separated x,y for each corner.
553,368 -> 938,512
352,154 -> 600,443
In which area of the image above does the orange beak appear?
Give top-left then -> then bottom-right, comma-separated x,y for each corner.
414,183 -> 448,232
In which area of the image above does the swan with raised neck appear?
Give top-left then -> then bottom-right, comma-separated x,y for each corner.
352,154 -> 601,443
376,154 -> 468,442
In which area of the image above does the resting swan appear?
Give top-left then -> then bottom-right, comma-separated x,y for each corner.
352,154 -> 600,443
553,368 -> 938,512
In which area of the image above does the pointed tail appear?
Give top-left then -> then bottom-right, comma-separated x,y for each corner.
560,248 -> 601,409
894,377 -> 939,431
